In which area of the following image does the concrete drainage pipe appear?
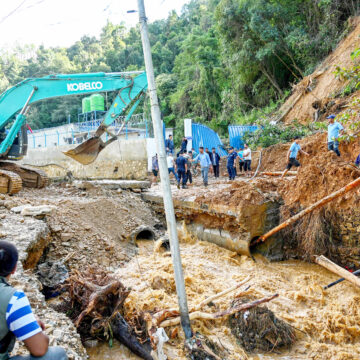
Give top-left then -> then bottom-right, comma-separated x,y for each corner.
130,225 -> 156,243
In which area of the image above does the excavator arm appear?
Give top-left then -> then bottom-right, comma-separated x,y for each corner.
0,71 -> 148,161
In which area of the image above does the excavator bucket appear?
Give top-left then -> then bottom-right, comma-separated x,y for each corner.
63,137 -> 106,165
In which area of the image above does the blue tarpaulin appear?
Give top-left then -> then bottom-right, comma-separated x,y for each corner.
228,125 -> 258,149
191,123 -> 227,156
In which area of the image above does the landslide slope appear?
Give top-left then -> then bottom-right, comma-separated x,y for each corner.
278,17 -> 360,125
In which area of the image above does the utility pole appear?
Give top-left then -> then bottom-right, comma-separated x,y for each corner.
137,0 -> 192,339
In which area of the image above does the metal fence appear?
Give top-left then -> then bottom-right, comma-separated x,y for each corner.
191,123 -> 227,156
28,113 -> 154,149
228,125 -> 258,149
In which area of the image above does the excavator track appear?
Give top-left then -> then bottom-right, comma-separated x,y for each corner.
0,161 -> 49,189
0,170 -> 22,194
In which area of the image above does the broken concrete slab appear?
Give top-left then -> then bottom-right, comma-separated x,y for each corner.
11,205 -> 56,217
78,179 -> 151,190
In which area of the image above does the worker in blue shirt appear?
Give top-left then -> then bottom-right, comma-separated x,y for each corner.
175,151 -> 188,189
281,136 -> 309,178
327,114 -> 344,156
227,147 -> 238,180
193,147 -> 212,186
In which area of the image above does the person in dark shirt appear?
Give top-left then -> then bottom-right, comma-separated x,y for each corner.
177,137 -> 188,157
227,147 -> 238,180
209,147 -> 220,178
183,150 -> 193,185
175,152 -> 188,189
165,135 -> 174,154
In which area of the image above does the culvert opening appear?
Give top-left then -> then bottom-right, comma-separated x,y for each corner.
135,229 -> 155,241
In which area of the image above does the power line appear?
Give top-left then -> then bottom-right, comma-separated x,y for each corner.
0,0 -> 28,25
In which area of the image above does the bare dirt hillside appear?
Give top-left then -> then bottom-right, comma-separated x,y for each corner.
279,17 -> 360,124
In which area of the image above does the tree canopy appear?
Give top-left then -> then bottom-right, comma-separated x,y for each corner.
0,0 -> 358,136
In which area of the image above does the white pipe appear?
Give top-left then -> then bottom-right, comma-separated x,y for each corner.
137,0 -> 192,339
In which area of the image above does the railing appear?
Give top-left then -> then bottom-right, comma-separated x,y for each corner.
27,113 -> 153,149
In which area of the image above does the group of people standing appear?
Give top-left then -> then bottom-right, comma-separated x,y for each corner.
153,134 -> 255,188
154,112 -> 358,189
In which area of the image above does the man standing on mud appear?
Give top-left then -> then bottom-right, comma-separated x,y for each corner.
327,114 -> 344,156
0,241 -> 67,360
227,147 -> 238,180
176,151 -> 188,189
167,152 -> 178,182
281,136 -> 309,178
243,144 -> 252,177
193,147 -> 211,186
183,150 -> 193,185
209,147 -> 220,178
151,154 -> 159,185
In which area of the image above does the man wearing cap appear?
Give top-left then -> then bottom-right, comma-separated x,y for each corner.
227,147 -> 238,180
281,136 -> 309,178
0,241 -> 67,360
327,114 -> 344,157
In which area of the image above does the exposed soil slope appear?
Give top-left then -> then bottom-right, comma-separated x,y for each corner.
279,17 -> 360,124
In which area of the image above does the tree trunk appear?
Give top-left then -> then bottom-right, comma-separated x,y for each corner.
315,256 -> 360,290
253,176 -> 360,245
260,64 -> 284,97
111,313 -> 153,360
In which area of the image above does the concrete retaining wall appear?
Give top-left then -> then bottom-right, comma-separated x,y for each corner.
21,138 -> 149,180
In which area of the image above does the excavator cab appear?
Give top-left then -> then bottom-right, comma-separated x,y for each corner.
5,124 -> 28,159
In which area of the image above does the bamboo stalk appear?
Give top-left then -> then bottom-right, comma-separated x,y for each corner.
160,294 -> 278,328
191,276 -> 252,312
252,176 -> 360,245
315,255 -> 360,289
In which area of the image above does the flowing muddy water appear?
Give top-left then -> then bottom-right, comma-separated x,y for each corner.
87,228 -> 360,360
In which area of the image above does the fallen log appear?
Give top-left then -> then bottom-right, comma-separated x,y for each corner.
252,176 -> 360,246
64,267 -> 151,359
315,255 -> 360,290
259,171 -> 297,177
324,269 -> 360,289
111,314 -> 153,360
191,276 -> 252,312
160,294 -> 279,328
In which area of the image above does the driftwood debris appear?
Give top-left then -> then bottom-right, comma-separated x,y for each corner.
191,276 -> 252,312
112,314 -> 153,360
253,176 -> 360,246
64,267 -> 153,360
160,294 -> 279,328
229,297 -> 296,352
315,255 -> 360,290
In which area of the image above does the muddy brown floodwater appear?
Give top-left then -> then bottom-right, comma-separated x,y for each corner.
87,226 -> 360,360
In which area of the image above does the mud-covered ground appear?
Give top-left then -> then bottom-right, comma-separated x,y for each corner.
2,177 -> 360,360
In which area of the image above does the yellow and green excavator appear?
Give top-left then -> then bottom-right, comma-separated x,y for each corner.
0,71 -> 148,194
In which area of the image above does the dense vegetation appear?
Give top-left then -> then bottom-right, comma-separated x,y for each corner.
0,0 -> 359,142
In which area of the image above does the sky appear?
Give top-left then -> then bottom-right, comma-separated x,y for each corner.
0,0 -> 190,48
